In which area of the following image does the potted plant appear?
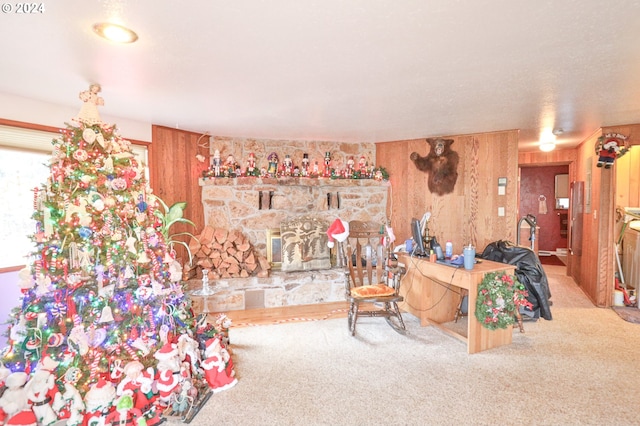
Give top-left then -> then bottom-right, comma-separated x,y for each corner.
152,196 -> 197,266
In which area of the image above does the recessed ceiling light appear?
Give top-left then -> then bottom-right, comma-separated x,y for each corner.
93,22 -> 138,44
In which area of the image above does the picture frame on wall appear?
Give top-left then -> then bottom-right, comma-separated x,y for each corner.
266,228 -> 282,270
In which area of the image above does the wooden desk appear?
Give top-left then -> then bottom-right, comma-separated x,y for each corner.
397,254 -> 516,354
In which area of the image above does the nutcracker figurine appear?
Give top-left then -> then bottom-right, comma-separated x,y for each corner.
323,152 -> 331,178
245,152 -> 257,176
211,150 -> 222,177
346,156 -> 355,177
281,155 -> 293,177
301,153 -> 310,177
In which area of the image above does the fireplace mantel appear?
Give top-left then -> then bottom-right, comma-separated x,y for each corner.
199,176 -> 390,188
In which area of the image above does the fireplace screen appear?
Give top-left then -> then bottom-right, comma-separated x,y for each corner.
280,216 -> 331,272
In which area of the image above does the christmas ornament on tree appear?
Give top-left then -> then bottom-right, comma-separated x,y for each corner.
0,85 -> 235,425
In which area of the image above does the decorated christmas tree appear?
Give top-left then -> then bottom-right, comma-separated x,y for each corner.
0,85 -> 236,425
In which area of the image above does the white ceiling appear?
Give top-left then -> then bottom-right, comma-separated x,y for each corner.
2,0 -> 640,152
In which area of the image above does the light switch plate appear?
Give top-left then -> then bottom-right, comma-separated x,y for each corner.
498,207 -> 505,216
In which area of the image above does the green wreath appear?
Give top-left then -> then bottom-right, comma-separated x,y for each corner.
475,271 -> 532,330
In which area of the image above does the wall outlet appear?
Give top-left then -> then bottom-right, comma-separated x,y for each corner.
498,207 -> 505,216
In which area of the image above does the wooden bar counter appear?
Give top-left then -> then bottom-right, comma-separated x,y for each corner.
397,253 -> 516,354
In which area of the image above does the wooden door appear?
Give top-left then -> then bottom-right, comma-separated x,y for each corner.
149,125 -> 209,264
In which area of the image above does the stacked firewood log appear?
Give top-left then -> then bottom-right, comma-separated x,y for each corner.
183,226 -> 271,280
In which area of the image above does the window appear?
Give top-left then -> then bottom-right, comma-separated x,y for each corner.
555,198 -> 570,209
0,147 -> 51,268
0,126 -> 56,269
554,173 -> 569,210
0,124 -> 149,269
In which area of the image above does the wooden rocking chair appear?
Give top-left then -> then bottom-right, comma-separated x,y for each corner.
340,220 -> 406,336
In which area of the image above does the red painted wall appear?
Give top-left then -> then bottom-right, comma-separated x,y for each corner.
520,165 -> 569,252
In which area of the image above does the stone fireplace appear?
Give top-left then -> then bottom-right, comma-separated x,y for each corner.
187,176 -> 390,312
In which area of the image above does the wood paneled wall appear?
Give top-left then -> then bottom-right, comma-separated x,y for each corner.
575,131 -> 609,305
376,130 -> 519,256
518,147 -> 577,166
151,125 -> 518,262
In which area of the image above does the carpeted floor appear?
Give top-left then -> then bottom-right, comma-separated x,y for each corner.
174,264 -> 640,426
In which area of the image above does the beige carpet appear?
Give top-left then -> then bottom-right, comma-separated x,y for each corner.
176,264 -> 640,426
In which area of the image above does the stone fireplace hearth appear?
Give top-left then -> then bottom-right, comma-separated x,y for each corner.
188,176 -> 390,312
186,268 -> 346,313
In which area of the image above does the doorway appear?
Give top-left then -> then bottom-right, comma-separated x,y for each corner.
519,164 -> 570,265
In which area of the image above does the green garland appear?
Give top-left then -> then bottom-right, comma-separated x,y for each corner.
475,271 -> 532,330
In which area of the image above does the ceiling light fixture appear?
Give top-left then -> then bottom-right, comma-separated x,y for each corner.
539,142 -> 556,152
539,127 -> 557,152
93,22 -> 138,43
